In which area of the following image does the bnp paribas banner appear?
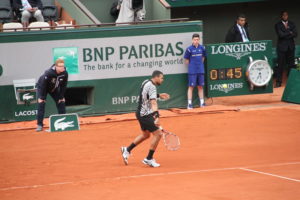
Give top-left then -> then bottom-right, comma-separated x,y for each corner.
0,32 -> 200,86
205,40 -> 273,97
0,21 -> 203,122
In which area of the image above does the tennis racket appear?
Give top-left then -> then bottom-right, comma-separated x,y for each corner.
159,127 -> 180,151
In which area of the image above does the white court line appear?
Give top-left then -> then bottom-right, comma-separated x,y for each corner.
112,167 -> 238,180
1,181 -> 75,191
113,161 -> 300,180
1,161 -> 300,191
239,168 -> 300,183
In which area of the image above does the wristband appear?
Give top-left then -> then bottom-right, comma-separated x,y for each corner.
157,93 -> 160,98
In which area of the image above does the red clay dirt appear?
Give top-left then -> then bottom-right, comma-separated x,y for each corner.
0,87 -> 300,200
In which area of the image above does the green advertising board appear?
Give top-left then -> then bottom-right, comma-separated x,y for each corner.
49,113 -> 80,132
205,40 -> 273,97
282,69 -> 300,104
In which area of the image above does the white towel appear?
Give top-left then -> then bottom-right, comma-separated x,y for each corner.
116,0 -> 145,24
21,0 -> 32,9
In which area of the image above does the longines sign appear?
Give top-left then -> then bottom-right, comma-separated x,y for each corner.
206,40 -> 273,97
210,42 -> 267,60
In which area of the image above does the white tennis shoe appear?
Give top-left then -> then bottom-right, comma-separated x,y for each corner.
142,158 -> 160,167
121,147 -> 130,165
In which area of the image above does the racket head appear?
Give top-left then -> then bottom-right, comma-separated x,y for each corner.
162,130 -> 180,151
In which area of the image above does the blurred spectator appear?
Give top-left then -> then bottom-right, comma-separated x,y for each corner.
13,0 -> 44,26
116,0 -> 145,25
225,14 -> 250,43
110,0 -> 122,20
274,11 -> 298,87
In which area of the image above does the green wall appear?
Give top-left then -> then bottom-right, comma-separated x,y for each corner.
77,0 -> 116,23
171,1 -> 300,46
153,0 -> 171,20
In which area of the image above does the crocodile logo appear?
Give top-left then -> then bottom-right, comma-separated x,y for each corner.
54,117 -> 74,130
23,93 -> 34,101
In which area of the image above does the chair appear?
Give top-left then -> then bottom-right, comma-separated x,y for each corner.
41,0 -> 59,22
28,21 -> 50,31
3,22 -> 23,32
0,0 -> 13,23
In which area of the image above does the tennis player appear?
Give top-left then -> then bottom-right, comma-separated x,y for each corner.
184,33 -> 206,109
121,70 -> 170,167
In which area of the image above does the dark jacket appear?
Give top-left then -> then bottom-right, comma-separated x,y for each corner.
13,0 -> 43,10
110,1 -> 120,17
275,20 -> 297,52
132,0 -> 143,10
37,65 -> 68,100
225,24 -> 250,43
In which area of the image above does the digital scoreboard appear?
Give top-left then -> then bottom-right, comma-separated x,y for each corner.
205,40 -> 273,97
209,67 -> 242,80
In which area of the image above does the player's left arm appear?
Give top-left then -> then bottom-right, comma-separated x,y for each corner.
58,72 -> 68,103
202,46 -> 206,63
290,22 -> 297,38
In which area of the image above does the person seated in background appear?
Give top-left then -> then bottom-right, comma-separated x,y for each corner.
13,0 -> 44,26
116,0 -> 145,25
110,0 -> 122,20
225,14 -> 250,43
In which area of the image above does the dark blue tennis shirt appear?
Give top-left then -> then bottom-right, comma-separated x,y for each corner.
184,44 -> 206,74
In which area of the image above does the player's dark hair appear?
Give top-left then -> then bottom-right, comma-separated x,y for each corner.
152,70 -> 163,78
192,33 -> 200,39
237,13 -> 246,19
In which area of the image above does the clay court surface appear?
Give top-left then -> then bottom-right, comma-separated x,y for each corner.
0,87 -> 300,200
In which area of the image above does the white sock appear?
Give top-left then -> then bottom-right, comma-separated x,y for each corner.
188,99 -> 192,104
200,98 -> 204,105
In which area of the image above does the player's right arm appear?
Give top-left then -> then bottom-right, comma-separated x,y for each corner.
148,84 -> 160,126
150,99 -> 158,112
150,99 -> 160,126
184,47 -> 191,65
37,72 -> 49,103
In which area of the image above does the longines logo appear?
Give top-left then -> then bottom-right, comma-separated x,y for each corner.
211,42 -> 267,60
210,83 -> 243,93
